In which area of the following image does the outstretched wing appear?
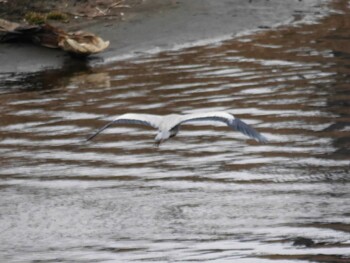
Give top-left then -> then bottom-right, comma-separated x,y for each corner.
177,111 -> 268,143
229,117 -> 268,143
86,113 -> 162,141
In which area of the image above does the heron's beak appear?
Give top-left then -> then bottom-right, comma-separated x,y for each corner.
154,140 -> 162,148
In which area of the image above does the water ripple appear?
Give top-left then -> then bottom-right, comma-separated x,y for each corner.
1,2 -> 350,262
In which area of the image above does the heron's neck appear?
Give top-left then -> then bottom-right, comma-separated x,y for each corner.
155,130 -> 171,142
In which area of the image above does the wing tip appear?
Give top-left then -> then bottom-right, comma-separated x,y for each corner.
256,134 -> 268,144
86,132 -> 97,141
86,121 -> 115,141
231,118 -> 268,144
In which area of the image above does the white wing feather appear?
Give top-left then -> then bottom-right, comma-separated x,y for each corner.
176,111 -> 267,143
87,113 -> 161,141
115,113 -> 162,128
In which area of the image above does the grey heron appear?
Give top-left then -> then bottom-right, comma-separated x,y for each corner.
87,111 -> 268,146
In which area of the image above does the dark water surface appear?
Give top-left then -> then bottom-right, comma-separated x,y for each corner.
1,2 -> 350,262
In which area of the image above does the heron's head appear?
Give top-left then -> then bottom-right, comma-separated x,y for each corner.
154,130 -> 171,147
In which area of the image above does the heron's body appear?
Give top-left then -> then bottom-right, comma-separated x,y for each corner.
87,111 -> 267,146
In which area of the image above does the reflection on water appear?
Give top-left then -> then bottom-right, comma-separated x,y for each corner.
0,2 -> 350,263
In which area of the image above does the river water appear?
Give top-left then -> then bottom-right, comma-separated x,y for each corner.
1,1 -> 350,263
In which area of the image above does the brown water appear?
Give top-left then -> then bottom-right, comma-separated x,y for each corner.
1,2 -> 350,263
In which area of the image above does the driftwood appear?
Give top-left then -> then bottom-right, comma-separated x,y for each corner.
0,18 -> 109,56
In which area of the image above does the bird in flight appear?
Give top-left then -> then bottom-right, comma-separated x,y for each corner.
87,111 -> 268,146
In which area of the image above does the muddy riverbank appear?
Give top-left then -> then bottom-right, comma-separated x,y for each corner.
0,0 -> 329,73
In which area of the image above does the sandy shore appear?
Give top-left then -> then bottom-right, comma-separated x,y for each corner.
0,0 -> 329,73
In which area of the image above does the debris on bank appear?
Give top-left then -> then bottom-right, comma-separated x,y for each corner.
0,18 -> 109,56
0,0 -> 133,56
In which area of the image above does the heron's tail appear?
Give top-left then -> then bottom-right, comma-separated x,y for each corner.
86,121 -> 115,141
